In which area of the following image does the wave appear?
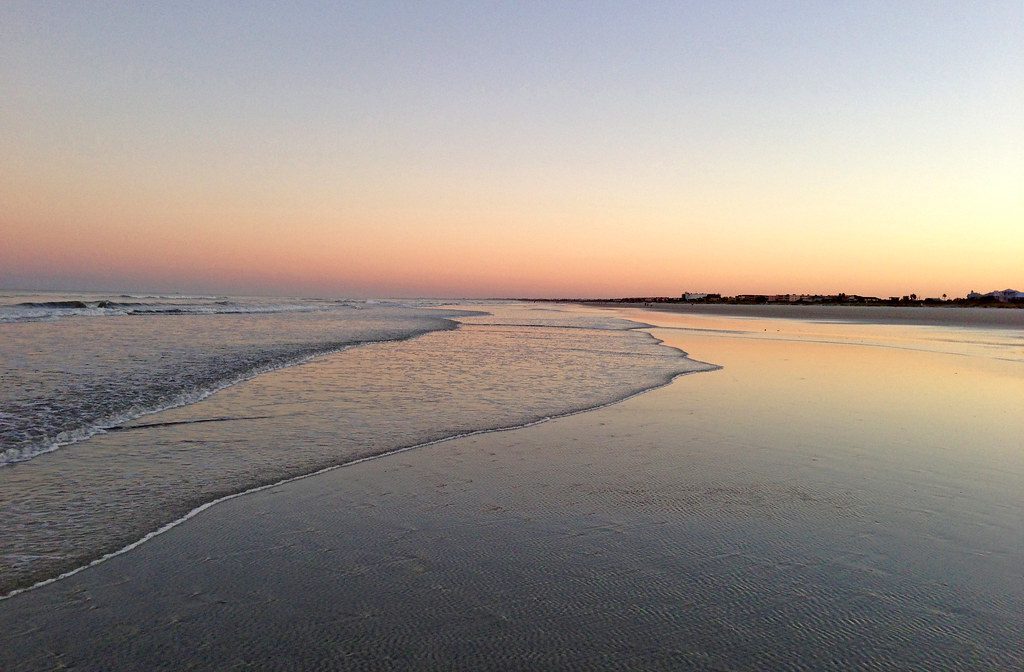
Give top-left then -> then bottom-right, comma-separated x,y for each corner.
0,336 -> 720,602
106,415 -> 274,432
16,300 -> 97,309
0,297 -> 461,323
0,322 -> 458,467
0,300 -> 337,323
118,294 -> 223,300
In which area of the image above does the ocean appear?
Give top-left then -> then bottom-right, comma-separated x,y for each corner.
0,292 -> 711,595
2,294 -> 1022,669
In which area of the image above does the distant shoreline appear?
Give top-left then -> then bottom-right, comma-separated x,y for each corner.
520,295 -> 1024,309
576,301 -> 1024,330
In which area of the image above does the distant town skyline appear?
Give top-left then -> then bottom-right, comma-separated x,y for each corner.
2,2 -> 1021,299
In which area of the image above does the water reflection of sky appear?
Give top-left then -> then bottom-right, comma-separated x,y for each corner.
596,307 -> 1024,364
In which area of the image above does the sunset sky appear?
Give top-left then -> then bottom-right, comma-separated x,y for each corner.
2,2 -> 1021,298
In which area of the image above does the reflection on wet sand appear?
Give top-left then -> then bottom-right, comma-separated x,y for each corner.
0,304 -> 1021,670
0,306 -> 708,595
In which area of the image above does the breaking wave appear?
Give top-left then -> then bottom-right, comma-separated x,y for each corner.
0,299 -> 466,465
2,299 -> 332,323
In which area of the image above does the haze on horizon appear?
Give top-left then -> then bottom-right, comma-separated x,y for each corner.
2,1 -> 1021,300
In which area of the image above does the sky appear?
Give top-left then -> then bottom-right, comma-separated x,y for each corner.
2,1 -> 1021,298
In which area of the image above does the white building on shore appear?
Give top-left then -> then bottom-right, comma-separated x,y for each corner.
967,289 -> 1024,302
989,289 -> 1024,302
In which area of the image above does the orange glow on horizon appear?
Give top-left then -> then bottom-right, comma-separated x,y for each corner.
2,3 -> 1021,298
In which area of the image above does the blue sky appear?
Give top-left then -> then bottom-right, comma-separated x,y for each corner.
2,1 -> 1021,296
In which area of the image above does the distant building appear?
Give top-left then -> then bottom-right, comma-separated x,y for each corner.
681,292 -> 721,302
988,289 -> 1024,302
969,289 -> 1024,302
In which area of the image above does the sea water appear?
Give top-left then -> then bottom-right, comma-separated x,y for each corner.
0,294 -> 711,593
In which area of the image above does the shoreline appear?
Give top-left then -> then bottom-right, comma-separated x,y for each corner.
3,306 -> 1020,669
0,322 -> 718,600
1,308 -> 488,468
583,301 -> 1024,329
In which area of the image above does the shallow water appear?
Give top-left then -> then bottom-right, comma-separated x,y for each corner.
1,304 -> 1020,670
0,292 -> 472,465
616,301 -> 1024,330
0,299 -> 708,594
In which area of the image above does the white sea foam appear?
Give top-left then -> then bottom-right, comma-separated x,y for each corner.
0,339 -> 719,603
1,297 -> 467,466
0,300 -> 718,600
0,300 -> 332,323
1,346 -> 348,466
0,325 -> 459,467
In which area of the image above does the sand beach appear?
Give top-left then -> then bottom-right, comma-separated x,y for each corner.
2,305 -> 1021,670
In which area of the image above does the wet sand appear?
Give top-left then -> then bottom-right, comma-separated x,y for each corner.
2,309 -> 1022,669
597,301 -> 1024,329
0,310 -> 698,596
